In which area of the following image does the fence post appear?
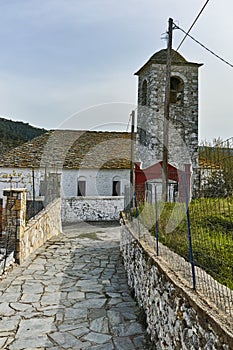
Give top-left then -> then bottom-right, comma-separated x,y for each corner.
3,188 -> 27,265
155,186 -> 159,256
134,192 -> 141,239
183,172 -> 196,290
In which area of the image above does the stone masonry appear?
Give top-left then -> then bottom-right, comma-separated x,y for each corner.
2,188 -> 61,264
135,49 -> 202,174
0,222 -> 153,349
121,222 -> 233,350
62,197 -> 124,223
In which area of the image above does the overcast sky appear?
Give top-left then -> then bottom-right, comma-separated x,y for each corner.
0,0 -> 232,141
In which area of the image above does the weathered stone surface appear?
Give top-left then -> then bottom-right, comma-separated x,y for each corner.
0,302 -> 15,316
113,337 -> 135,350
8,335 -> 52,349
62,197 -> 125,222
136,50 -> 200,192
90,316 -> 109,333
16,318 -> 55,337
83,331 -> 112,344
48,332 -> 80,349
121,223 -> 233,350
0,222 -> 150,349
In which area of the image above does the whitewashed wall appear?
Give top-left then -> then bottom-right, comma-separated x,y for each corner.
62,196 -> 124,222
0,167 -> 42,199
0,167 -> 130,199
61,168 -> 130,197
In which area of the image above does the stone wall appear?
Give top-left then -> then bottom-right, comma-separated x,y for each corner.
136,61 -> 199,174
21,198 -> 62,263
2,188 -> 62,264
62,196 -> 124,222
120,222 -> 233,350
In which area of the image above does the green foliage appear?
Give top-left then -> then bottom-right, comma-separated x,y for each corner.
133,198 -> 233,290
198,143 -> 233,198
0,117 -> 47,154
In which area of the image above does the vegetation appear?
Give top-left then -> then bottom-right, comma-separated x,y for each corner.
197,139 -> 233,198
133,198 -> 233,290
0,117 -> 46,154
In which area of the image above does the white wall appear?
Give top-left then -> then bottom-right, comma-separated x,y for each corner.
62,168 -> 130,197
62,196 -> 124,222
0,167 -> 43,199
0,167 -> 130,199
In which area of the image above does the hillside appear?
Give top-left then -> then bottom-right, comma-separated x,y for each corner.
0,117 -> 47,155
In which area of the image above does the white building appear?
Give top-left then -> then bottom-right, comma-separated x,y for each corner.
0,130 -> 132,221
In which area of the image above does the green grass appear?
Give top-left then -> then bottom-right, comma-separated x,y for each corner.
131,198 -> 233,290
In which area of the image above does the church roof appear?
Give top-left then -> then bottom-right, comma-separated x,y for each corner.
135,49 -> 203,75
0,130 -> 132,170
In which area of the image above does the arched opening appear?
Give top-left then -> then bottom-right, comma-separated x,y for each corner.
77,176 -> 86,196
170,76 -> 184,104
141,80 -> 148,105
112,176 -> 121,196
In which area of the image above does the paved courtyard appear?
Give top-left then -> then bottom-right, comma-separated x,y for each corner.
0,221 -> 153,349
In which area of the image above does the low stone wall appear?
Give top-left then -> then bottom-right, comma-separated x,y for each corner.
20,198 -> 62,263
61,196 -> 124,222
121,222 -> 233,350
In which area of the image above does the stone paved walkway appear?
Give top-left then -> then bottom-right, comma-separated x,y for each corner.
0,222 -> 152,349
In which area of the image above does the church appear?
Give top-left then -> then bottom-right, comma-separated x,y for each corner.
134,48 -> 202,202
0,48 -> 202,221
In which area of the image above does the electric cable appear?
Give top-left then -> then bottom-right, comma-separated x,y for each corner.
176,0 -> 210,51
175,24 -> 233,68
126,113 -> 131,132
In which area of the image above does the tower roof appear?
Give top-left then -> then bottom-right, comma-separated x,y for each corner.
135,49 -> 203,75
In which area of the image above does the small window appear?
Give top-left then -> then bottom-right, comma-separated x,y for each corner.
39,181 -> 46,196
170,77 -> 184,104
138,127 -> 146,143
141,80 -> 148,106
112,181 -> 120,196
78,180 -> 86,196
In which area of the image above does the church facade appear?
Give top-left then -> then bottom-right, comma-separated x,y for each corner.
134,49 -> 203,200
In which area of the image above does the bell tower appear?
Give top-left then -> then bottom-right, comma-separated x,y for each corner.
135,49 -> 203,176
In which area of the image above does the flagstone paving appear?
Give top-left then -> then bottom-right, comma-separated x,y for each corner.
0,221 -> 153,349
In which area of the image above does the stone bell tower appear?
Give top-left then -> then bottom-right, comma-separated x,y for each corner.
135,49 -> 203,175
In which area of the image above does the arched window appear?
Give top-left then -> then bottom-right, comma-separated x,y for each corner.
112,176 -> 121,196
170,77 -> 184,104
77,177 -> 86,196
141,80 -> 148,105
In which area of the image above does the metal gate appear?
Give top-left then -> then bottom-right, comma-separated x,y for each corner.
0,194 -> 18,275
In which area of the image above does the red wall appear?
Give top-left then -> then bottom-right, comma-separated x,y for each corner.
135,162 -> 191,202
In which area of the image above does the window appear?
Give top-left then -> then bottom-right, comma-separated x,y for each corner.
138,127 -> 146,143
141,80 -> 148,105
112,180 -> 120,196
170,77 -> 184,104
77,180 -> 86,196
39,181 -> 46,196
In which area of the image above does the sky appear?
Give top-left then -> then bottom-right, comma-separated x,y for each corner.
0,0 -> 232,141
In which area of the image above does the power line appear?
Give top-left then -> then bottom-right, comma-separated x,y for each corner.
176,0 -> 210,51
126,113 -> 131,132
126,108 -> 137,132
174,24 -> 233,69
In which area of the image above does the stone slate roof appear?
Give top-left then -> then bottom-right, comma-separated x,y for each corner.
135,49 -> 203,75
150,49 -> 187,64
0,130 -> 132,170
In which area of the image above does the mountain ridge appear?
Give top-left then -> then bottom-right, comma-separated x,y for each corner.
0,117 -> 47,155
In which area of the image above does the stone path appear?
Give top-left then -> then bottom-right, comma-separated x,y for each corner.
0,221 -> 152,349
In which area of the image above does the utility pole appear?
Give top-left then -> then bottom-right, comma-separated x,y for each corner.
32,167 -> 35,216
130,110 -> 135,209
162,17 -> 173,201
